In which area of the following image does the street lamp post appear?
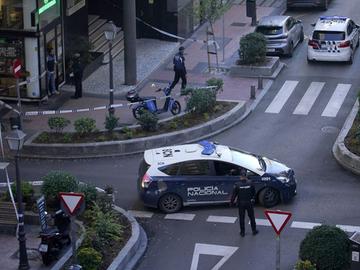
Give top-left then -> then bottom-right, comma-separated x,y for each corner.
5,126 -> 29,270
104,21 -> 117,116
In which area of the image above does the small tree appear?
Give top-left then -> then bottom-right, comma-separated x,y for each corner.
239,32 -> 267,65
193,0 -> 229,70
299,225 -> 351,270
48,117 -> 70,133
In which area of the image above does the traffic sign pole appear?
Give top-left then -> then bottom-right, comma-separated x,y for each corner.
276,235 -> 280,270
71,216 -> 77,265
15,77 -> 23,129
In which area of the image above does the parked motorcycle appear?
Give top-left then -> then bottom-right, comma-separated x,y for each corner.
38,210 -> 71,265
126,84 -> 181,119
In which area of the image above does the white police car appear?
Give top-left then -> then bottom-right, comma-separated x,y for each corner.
138,141 -> 297,213
307,16 -> 360,64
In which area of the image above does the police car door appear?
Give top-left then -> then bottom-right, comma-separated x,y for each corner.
212,161 -> 243,202
178,160 -> 218,203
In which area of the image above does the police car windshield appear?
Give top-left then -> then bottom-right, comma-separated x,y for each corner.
313,31 -> 345,41
231,150 -> 266,172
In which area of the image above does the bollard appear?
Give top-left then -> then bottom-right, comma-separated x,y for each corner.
258,76 -> 263,90
250,85 -> 256,99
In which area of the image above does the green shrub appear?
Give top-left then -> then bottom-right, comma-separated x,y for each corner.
78,183 -> 97,207
104,114 -> 119,132
41,171 -> 79,208
299,225 -> 351,270
96,192 -> 113,213
36,132 -> 50,143
186,88 -> 217,115
6,182 -> 34,206
62,133 -> 72,143
239,32 -> 267,65
169,119 -> 178,130
121,127 -> 133,139
295,260 -> 317,270
48,117 -> 70,133
83,204 -> 123,251
74,117 -> 96,136
138,110 -> 159,131
77,247 -> 102,270
206,77 -> 224,93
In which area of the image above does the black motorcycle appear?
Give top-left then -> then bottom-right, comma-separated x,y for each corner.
38,210 -> 71,265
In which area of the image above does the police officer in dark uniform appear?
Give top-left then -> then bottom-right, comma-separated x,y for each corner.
169,46 -> 187,90
230,168 -> 258,237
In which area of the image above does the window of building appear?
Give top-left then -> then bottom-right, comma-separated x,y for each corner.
37,0 -> 60,29
0,0 -> 24,29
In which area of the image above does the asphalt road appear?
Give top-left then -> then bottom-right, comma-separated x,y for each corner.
5,0 -> 360,269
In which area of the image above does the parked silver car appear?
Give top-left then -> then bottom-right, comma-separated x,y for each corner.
255,15 -> 304,57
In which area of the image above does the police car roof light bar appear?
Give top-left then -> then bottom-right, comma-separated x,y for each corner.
198,140 -> 216,155
319,16 -> 347,21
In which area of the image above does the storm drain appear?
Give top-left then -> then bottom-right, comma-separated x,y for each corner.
321,126 -> 340,134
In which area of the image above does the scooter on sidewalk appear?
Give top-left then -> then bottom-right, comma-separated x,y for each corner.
38,209 -> 71,265
126,84 -> 181,120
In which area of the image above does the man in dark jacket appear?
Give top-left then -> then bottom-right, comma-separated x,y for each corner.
169,46 -> 187,90
70,53 -> 83,99
230,169 -> 259,237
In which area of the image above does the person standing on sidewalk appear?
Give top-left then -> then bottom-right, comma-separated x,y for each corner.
70,53 -> 83,99
46,48 -> 58,96
230,168 -> 258,237
169,46 -> 187,90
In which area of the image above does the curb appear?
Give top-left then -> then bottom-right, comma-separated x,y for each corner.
107,206 -> 146,270
332,99 -> 360,175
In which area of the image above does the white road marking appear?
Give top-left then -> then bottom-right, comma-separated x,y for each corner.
128,210 -> 154,218
291,221 -> 322,229
190,243 -> 238,270
336,225 -> 360,233
265,80 -> 298,114
321,83 -> 351,117
165,213 -> 195,221
293,82 -> 325,115
253,218 -> 271,226
207,215 -> 237,224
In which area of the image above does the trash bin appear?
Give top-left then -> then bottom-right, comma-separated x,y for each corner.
350,231 -> 360,270
246,0 -> 256,18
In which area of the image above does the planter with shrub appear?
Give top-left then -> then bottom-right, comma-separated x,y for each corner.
298,225 -> 351,270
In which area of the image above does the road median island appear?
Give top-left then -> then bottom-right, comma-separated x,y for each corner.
332,100 -> 360,175
21,101 -> 246,159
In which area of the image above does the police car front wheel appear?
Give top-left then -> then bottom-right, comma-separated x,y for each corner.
259,188 -> 279,208
159,193 -> 182,213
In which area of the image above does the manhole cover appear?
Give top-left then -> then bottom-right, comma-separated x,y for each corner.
321,126 -> 339,134
231,22 -> 247,27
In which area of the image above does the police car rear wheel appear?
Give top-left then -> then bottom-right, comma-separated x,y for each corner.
259,188 -> 279,208
133,107 -> 143,120
159,193 -> 182,213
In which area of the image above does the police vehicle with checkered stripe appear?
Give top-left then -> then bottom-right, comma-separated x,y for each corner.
138,141 -> 297,213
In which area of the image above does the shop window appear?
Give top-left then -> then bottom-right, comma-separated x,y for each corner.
0,0 -> 24,29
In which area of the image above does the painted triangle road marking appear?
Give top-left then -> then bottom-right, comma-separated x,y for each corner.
190,243 -> 238,270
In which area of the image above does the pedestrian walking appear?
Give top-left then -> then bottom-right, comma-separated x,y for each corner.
169,46 -> 187,90
70,53 -> 83,99
46,48 -> 58,96
230,168 -> 259,237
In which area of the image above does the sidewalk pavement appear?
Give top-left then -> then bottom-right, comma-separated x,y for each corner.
5,3 -> 279,137
1,2 -> 283,270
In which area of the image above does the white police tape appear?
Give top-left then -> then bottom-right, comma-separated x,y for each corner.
23,85 -> 218,117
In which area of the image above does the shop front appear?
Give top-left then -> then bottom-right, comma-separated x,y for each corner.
0,0 -> 64,101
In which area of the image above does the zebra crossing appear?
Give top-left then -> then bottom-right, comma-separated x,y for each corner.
127,210 -> 360,233
264,80 -> 353,117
